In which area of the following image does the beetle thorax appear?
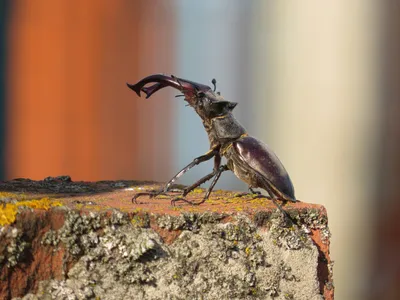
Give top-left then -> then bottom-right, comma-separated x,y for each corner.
202,119 -> 221,149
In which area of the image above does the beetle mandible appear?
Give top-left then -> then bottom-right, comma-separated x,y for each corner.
127,74 -> 297,213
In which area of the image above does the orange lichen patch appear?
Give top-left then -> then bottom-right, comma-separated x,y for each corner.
130,212 -> 149,228
0,198 -> 63,226
311,228 -> 334,299
150,222 -> 182,245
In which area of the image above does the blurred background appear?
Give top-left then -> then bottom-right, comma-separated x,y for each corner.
0,0 -> 399,299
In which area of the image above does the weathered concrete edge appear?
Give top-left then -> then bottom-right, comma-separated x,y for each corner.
1,205 -> 334,299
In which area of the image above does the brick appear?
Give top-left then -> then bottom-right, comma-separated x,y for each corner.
0,178 -> 334,300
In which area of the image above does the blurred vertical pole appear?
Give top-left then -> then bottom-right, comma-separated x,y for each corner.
0,0 -> 9,180
368,1 -> 400,299
251,1 -> 381,299
5,0 -> 175,181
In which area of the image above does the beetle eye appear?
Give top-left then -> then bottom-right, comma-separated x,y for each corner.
198,91 -> 205,98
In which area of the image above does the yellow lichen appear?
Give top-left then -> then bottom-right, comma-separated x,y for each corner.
130,215 -> 147,228
17,198 -> 62,210
156,195 -> 170,199
0,204 -> 17,226
190,188 -> 203,194
254,234 -> 262,241
0,198 -> 63,226
0,192 -> 19,198
74,203 -> 84,210
250,288 -> 257,295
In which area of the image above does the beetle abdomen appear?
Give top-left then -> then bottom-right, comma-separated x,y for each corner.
232,136 -> 296,200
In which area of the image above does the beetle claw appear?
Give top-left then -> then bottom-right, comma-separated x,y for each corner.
131,189 -> 179,204
131,191 -> 158,204
131,182 -> 189,205
171,197 -> 190,206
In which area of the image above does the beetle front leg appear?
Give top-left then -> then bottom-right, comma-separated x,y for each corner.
132,150 -> 218,203
172,165 -> 228,206
180,154 -> 221,196
163,150 -> 219,193
169,155 -> 222,204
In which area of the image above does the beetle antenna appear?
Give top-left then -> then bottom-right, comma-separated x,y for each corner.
211,78 -> 217,92
175,94 -> 185,98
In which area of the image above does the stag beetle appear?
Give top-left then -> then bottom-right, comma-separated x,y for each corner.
127,74 -> 297,213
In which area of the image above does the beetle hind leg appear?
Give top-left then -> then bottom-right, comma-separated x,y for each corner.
248,187 -> 262,195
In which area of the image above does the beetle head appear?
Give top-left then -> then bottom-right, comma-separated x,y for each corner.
127,74 -> 237,120
192,90 -> 237,120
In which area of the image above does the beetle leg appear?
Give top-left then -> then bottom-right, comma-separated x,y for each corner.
132,150 -> 218,203
201,165 -> 229,202
181,172 -> 216,196
163,149 -> 218,192
248,187 -> 262,195
171,165 -> 228,206
234,187 -> 264,198
170,156 -> 222,205
181,155 -> 221,196
132,190 -> 181,204
233,186 -> 264,198
257,177 -> 295,220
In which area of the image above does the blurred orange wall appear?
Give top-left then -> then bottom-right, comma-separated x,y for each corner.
5,0 -> 175,181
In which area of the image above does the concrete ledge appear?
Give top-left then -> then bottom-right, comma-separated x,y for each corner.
0,177 -> 334,300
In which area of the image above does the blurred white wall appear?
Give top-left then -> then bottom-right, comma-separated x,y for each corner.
251,1 -> 382,299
